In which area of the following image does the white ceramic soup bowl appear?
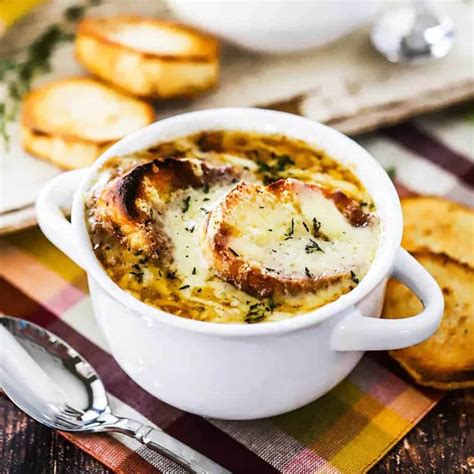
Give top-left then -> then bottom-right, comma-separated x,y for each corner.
36,108 -> 443,420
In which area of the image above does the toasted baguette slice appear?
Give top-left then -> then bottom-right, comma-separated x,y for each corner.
21,78 -> 155,169
76,16 -> 219,98
202,178 -> 377,298
383,252 -> 474,389
401,196 -> 474,269
92,157 -> 237,257
21,125 -> 110,169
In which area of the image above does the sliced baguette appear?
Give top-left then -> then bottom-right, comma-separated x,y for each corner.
21,77 -> 155,169
75,16 -> 219,98
383,252 -> 474,389
92,157 -> 237,257
202,178 -> 375,298
21,126 -> 110,169
401,196 -> 474,269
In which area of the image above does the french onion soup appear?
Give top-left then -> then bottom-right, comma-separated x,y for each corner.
85,131 -> 381,323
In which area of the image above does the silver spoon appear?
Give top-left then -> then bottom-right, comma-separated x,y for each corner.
0,316 -> 230,474
371,0 -> 455,64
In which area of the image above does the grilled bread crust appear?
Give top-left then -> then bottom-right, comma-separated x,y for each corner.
203,178 -> 371,298
384,252 -> 474,389
21,125 -> 111,170
92,157 -> 237,258
401,196 -> 474,269
21,77 -> 155,169
76,16 -> 219,98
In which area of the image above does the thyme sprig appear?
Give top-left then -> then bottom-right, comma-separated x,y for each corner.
312,217 -> 321,235
350,271 -> 360,284
256,152 -> 295,184
0,1 -> 101,145
283,218 -> 295,240
309,216 -> 331,241
245,297 -> 277,324
182,196 -> 191,213
305,238 -> 324,254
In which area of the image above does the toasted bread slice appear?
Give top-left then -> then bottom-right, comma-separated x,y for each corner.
401,196 -> 474,269
383,252 -> 474,389
21,125 -> 110,169
76,16 -> 219,98
202,178 -> 378,298
21,77 -> 155,169
92,157 -> 237,257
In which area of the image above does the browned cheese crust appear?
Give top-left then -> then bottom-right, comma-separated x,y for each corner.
91,157 -> 238,258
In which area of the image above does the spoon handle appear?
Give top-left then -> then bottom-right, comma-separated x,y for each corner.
133,424 -> 231,473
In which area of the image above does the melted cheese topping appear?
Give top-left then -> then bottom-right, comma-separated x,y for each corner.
228,185 -> 378,279
86,130 -> 381,324
162,186 -> 230,291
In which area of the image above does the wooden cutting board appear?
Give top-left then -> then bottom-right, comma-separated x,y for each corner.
1,0 -> 473,235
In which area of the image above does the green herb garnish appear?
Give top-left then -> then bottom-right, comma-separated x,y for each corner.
182,196 -> 191,213
0,1 -> 101,146
305,238 -> 324,254
284,219 -> 295,240
385,166 -> 397,181
276,154 -> 295,171
256,159 -> 272,173
311,217 -> 330,241
229,248 -> 240,257
350,271 -> 360,284
267,296 -> 277,311
64,5 -> 86,21
312,217 -> 321,235
245,298 -> 277,324
255,153 -> 295,184
130,269 -> 144,283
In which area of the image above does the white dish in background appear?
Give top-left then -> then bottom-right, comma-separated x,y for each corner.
165,0 -> 379,53
36,108 -> 443,419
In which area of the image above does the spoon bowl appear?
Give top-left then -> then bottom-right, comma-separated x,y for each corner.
0,316 -> 229,473
0,316 -> 109,430
371,1 -> 455,64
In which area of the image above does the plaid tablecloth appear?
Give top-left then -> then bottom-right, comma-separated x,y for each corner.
1,107 -> 473,473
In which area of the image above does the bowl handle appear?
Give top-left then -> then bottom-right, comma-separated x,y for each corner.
36,169 -> 88,269
332,248 -> 444,351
